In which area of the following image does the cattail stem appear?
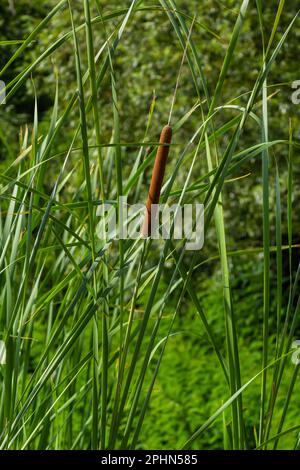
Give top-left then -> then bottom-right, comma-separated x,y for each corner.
141,125 -> 172,237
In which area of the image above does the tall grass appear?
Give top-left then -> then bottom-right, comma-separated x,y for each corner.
0,0 -> 299,450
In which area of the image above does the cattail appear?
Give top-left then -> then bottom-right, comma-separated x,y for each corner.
141,125 -> 172,237
140,16 -> 193,238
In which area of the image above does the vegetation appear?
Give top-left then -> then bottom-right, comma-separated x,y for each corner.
0,0 -> 300,450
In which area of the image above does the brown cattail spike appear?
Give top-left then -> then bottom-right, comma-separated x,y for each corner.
141,125 -> 172,238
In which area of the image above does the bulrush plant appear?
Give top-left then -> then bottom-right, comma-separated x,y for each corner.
141,16 -> 193,239
141,124 -> 172,237
0,0 -> 299,452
